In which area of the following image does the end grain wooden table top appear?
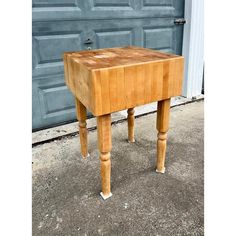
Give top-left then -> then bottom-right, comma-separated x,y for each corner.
63,46 -> 184,200
64,46 -> 184,116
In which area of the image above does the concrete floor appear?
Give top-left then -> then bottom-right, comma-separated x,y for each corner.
32,101 -> 204,236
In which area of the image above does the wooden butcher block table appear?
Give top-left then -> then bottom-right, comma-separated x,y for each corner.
64,46 -> 184,200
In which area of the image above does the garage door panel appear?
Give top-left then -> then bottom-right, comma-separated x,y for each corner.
34,33 -> 82,64
95,29 -> 134,48
33,62 -> 64,78
32,0 -> 78,8
33,74 -> 76,129
93,0 -> 132,8
143,0 -> 173,6
144,27 -> 173,51
39,84 -> 74,116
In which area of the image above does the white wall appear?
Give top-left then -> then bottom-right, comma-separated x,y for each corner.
182,0 -> 204,98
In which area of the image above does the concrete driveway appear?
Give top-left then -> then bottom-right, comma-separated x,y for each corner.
32,101 -> 204,236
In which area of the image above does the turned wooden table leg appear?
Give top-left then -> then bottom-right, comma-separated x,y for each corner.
75,98 -> 89,158
156,99 -> 171,173
127,108 -> 135,143
97,114 -> 112,200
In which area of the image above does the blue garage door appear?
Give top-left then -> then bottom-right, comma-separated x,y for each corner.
32,0 -> 184,130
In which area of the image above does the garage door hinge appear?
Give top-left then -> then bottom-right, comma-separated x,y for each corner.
174,18 -> 186,25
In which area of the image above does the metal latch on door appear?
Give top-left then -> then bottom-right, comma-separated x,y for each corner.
174,18 -> 186,25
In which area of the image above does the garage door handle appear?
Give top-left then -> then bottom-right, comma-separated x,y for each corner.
84,38 -> 93,44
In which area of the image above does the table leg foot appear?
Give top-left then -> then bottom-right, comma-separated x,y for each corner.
127,139 -> 135,143
100,192 -> 113,200
81,153 -> 90,159
156,167 -> 166,174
